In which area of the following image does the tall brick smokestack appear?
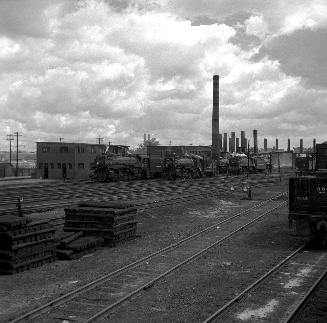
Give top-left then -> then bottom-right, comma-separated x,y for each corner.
287,138 -> 290,152
276,138 -> 279,151
223,133 -> 227,152
313,138 -> 316,153
212,75 -> 220,166
300,138 -> 303,153
253,129 -> 258,154
241,131 -> 246,153
264,138 -> 267,151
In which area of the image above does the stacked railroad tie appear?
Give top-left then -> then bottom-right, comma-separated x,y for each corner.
56,231 -> 103,260
0,215 -> 56,274
63,201 -> 137,247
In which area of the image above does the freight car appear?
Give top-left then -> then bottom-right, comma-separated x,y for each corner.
289,142 -> 327,246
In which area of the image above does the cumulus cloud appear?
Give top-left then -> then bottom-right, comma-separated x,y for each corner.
0,0 -> 326,151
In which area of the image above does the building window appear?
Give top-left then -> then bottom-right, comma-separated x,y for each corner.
57,163 -> 61,168
39,163 -> 43,169
78,163 -> 84,169
42,146 -> 50,153
78,146 -> 84,153
50,163 -> 54,169
91,147 -> 97,154
60,146 -> 68,153
68,163 -> 72,169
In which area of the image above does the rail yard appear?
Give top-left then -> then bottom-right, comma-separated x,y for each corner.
1,75 -> 326,323
0,170 -> 326,323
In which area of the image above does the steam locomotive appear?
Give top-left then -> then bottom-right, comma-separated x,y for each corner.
90,153 -> 203,182
289,142 -> 327,246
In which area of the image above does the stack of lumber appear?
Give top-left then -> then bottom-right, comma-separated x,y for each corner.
56,231 -> 103,260
0,215 -> 56,274
64,201 -> 137,246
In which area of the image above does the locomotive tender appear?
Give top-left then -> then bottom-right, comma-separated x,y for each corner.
289,142 -> 327,245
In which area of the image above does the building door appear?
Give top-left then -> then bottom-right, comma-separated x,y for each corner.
44,163 -> 48,179
62,163 -> 67,179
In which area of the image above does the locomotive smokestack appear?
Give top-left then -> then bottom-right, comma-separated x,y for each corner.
212,75 -> 220,167
253,129 -> 258,154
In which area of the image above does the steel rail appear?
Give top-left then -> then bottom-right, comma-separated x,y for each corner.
282,267 -> 327,323
85,201 -> 287,322
202,242 -> 305,323
11,195 -> 285,323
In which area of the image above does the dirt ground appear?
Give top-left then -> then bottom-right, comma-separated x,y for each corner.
0,179 -> 304,322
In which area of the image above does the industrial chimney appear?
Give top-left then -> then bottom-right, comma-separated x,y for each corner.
287,138 -> 290,152
300,139 -> 303,153
241,131 -> 246,153
313,138 -> 316,153
212,75 -> 220,165
253,129 -> 258,154
264,138 -> 267,152
276,138 -> 279,151
223,133 -> 228,152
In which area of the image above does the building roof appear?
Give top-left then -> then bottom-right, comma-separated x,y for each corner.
37,142 -> 106,147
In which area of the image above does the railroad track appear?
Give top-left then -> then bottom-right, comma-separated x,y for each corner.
0,174 -> 284,216
283,262 -> 327,323
203,246 -> 327,322
11,194 -> 286,323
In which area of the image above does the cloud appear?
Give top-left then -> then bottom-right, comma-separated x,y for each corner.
0,0 -> 326,151
254,28 -> 327,88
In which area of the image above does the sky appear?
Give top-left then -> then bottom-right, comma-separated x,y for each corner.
0,0 -> 326,151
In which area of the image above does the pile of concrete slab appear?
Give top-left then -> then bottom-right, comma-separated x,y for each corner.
63,201 -> 137,247
0,215 -> 56,274
56,231 -> 104,260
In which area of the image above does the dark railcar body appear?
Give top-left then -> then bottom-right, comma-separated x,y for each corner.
289,142 -> 327,244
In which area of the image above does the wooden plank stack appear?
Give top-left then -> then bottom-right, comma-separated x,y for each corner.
0,215 -> 56,274
63,201 -> 137,247
56,231 -> 104,260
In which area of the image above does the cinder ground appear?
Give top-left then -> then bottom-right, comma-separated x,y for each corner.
0,178 -> 303,322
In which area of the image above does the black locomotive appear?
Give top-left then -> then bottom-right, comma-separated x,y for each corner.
90,152 -> 203,182
289,142 -> 327,246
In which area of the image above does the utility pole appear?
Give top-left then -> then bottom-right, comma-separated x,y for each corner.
59,137 -> 64,142
96,136 -> 103,145
6,134 -> 14,165
247,141 -> 250,179
13,132 -> 22,177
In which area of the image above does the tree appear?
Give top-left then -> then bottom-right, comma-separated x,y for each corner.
130,138 -> 160,154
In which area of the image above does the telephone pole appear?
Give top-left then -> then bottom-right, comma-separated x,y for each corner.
13,132 -> 22,176
96,136 -> 103,144
6,134 -> 14,165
